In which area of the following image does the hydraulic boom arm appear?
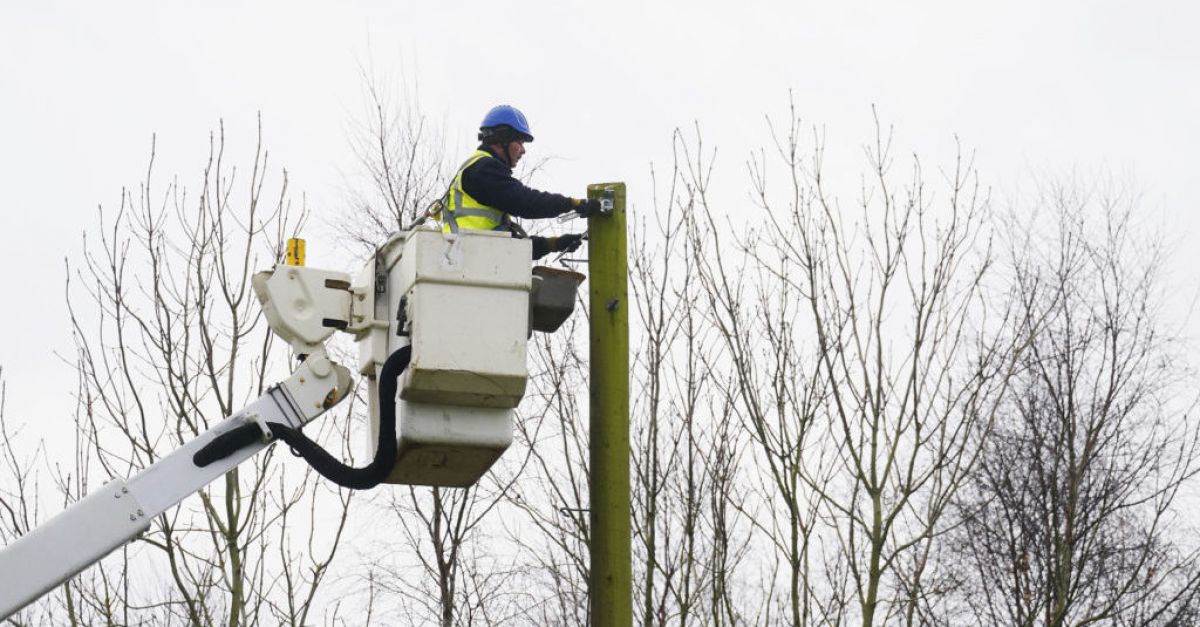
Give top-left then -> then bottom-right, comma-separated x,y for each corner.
0,353 -> 352,619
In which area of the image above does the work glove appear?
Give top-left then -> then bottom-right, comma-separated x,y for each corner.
571,197 -> 604,218
531,236 -> 553,260
556,232 -> 585,254
531,233 -> 586,260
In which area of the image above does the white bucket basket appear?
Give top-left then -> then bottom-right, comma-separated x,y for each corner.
358,228 -> 532,486
393,229 -> 532,408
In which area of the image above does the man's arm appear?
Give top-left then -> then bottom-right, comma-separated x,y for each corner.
461,156 -> 574,220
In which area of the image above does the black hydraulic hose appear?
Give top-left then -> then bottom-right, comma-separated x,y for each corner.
193,424 -> 261,467
272,346 -> 409,489
193,346 -> 411,490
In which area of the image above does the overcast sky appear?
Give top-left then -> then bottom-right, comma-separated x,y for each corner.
2,1 -> 1198,439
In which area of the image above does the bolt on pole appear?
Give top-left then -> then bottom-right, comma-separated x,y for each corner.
587,182 -> 631,627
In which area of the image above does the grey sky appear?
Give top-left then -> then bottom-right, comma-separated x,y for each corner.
2,0 -> 1198,439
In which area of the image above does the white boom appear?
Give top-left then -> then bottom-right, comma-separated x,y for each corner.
0,353 -> 351,619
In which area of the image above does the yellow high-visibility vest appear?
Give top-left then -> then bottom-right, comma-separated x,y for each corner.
437,150 -> 509,233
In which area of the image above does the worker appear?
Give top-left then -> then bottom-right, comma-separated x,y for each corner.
438,105 -> 602,259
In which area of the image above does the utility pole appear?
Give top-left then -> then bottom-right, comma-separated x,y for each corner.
587,182 -> 631,627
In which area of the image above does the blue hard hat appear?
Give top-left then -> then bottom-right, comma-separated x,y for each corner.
479,105 -> 534,142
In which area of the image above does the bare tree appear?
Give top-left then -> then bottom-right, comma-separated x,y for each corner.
943,178 -> 1200,627
0,367 -> 36,558
335,63 -> 448,253
0,367 -> 59,627
629,136 -> 752,627
5,119 -> 362,626
687,101 -> 1023,626
676,122 -> 832,627
504,320 -> 593,626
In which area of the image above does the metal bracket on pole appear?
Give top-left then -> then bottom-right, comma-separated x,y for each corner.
598,189 -> 615,215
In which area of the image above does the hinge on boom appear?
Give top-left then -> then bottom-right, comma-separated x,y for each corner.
243,412 -> 274,443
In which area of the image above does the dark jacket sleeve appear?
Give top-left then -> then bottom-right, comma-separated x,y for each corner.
460,154 -> 574,220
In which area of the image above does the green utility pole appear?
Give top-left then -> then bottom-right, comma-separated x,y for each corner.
587,182 -> 631,627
